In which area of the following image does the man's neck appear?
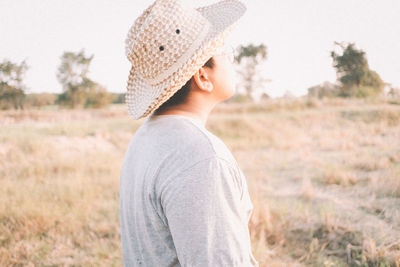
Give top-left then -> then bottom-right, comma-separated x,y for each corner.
153,104 -> 215,127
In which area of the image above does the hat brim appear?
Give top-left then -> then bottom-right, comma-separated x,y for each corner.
125,0 -> 246,120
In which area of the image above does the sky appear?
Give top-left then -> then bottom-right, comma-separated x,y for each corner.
1,0 -> 399,98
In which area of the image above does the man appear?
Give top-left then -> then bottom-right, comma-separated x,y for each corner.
120,0 -> 259,266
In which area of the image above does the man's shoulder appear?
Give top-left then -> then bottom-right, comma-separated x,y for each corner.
143,115 -> 237,165
173,117 -> 237,165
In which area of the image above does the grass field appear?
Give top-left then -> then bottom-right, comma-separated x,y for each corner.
1,97 -> 399,266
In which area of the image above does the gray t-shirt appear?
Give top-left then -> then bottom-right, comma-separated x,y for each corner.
120,114 -> 259,267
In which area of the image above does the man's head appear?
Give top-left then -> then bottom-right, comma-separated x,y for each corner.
153,45 -> 236,115
124,0 -> 246,120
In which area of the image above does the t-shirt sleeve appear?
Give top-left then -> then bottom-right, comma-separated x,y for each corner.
160,155 -> 258,267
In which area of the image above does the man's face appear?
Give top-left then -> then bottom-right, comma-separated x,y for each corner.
208,47 -> 237,102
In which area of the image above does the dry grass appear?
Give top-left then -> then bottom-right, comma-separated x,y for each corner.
319,168 -> 358,187
1,98 -> 400,266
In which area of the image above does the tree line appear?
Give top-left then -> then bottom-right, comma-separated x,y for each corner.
233,41 -> 399,100
308,42 -> 398,99
0,49 -> 123,110
1,42 -> 398,110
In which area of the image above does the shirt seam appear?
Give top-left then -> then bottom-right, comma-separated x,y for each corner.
159,154 -> 244,212
179,117 -> 217,156
148,116 -> 244,224
158,117 -> 245,201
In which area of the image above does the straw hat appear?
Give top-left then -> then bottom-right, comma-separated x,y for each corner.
124,0 -> 247,119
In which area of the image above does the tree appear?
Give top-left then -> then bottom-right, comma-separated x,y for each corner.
330,42 -> 384,98
235,43 -> 269,100
56,50 -> 93,108
56,49 -> 111,108
0,59 -> 29,109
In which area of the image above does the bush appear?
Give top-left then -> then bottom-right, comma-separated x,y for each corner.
85,85 -> 112,108
111,93 -> 125,104
353,86 -> 382,98
56,87 -> 87,108
225,93 -> 254,103
0,83 -> 25,110
24,93 -> 57,108
308,81 -> 339,98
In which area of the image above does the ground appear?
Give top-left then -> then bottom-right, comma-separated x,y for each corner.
0,97 -> 399,266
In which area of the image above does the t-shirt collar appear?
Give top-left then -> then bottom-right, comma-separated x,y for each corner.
148,114 -> 206,129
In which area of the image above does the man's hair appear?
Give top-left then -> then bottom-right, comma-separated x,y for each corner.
153,57 -> 215,114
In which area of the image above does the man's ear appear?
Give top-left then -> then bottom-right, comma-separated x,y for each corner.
192,67 -> 213,93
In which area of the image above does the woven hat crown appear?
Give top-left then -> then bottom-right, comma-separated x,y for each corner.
125,0 -> 212,86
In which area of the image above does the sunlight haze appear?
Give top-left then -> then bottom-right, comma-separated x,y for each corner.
1,0 -> 399,97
